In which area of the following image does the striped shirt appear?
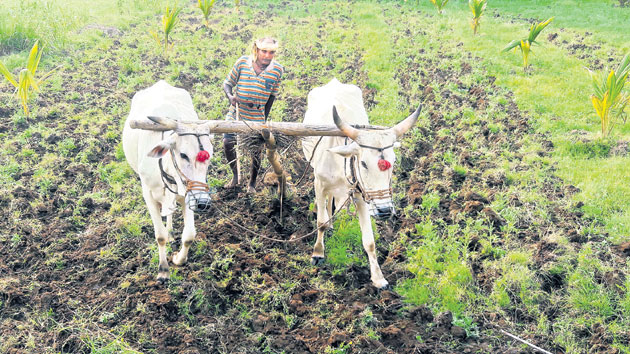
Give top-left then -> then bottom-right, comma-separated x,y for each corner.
224,56 -> 284,122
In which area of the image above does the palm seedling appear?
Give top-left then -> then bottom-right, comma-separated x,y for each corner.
150,4 -> 181,58
502,17 -> 554,69
198,0 -> 217,27
469,0 -> 487,35
588,53 -> 630,137
0,40 -> 57,117
428,0 -> 450,14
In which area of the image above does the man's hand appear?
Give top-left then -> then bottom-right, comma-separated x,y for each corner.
227,94 -> 241,106
223,82 -> 241,106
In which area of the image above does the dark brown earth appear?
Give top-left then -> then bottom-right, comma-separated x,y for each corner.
1,3 -> 625,354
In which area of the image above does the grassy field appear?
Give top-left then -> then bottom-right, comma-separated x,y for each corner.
1,0 -> 630,353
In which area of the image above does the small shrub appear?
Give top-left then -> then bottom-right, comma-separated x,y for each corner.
587,53 -> 630,137
150,5 -> 181,59
428,0 -> 450,14
198,0 -> 217,27
469,0 -> 487,35
502,17 -> 554,69
0,40 -> 57,116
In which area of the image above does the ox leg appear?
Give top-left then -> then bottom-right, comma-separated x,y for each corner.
163,215 -> 175,242
311,189 -> 329,266
247,149 -> 262,193
143,189 -> 170,283
224,137 -> 240,188
356,199 -> 389,289
173,206 -> 195,266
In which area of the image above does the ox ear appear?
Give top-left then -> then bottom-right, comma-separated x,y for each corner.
391,103 -> 422,138
147,136 -> 176,158
328,142 -> 360,158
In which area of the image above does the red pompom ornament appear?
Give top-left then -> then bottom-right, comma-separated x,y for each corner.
378,159 -> 391,171
196,150 -> 210,163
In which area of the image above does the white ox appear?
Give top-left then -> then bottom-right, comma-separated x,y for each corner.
122,80 -> 214,283
302,78 -> 421,289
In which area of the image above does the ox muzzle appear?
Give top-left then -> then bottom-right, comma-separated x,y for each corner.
363,187 -> 395,220
184,181 -> 214,212
368,200 -> 395,220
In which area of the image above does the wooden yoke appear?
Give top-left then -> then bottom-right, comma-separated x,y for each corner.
129,117 -> 387,136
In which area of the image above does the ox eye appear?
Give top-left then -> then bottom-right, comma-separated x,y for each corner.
180,153 -> 189,161
361,161 -> 368,169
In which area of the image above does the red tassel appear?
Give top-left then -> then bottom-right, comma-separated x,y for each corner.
196,150 -> 210,163
378,159 -> 391,171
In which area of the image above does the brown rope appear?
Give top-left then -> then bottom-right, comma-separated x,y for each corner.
294,136 -> 323,187
187,180 -> 210,192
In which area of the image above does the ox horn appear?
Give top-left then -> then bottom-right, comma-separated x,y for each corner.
147,116 -> 178,131
332,106 -> 359,140
391,103 -> 422,138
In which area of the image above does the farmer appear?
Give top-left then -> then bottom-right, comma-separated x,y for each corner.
222,37 -> 284,192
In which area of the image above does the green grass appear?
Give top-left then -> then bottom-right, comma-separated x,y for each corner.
326,211 -> 369,270
0,0 -> 162,53
401,218 -> 475,317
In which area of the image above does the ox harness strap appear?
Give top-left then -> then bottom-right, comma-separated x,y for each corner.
357,143 -> 395,160
178,132 -> 210,152
159,158 -> 178,194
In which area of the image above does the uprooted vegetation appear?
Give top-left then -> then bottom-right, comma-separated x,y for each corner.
1,1 -> 630,353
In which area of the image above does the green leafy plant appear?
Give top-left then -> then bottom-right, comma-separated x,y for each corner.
197,0 -> 217,27
0,40 -> 56,116
587,53 -> 630,137
150,5 -> 181,58
469,0 -> 487,35
428,0 -> 450,14
502,17 -> 554,69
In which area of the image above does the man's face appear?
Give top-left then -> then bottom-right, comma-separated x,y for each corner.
256,48 -> 276,66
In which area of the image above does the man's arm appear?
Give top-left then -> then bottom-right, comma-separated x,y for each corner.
223,82 -> 239,106
264,95 -> 275,120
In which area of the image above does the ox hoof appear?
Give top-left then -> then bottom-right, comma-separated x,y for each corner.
224,179 -> 239,189
310,256 -> 325,266
157,274 -> 169,285
172,255 -> 187,266
373,280 -> 390,290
